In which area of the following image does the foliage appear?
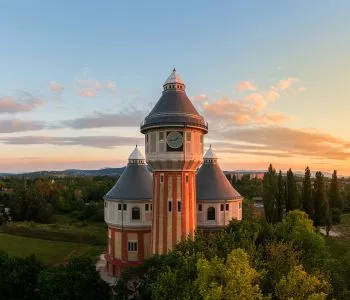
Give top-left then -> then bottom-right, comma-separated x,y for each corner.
275,265 -> 330,300
0,251 -> 42,300
313,172 -> 330,227
329,170 -> 342,210
330,207 -> 342,224
38,256 -> 110,300
262,164 -> 278,223
276,170 -> 284,222
302,166 -> 314,219
196,249 -> 263,300
286,168 -> 299,212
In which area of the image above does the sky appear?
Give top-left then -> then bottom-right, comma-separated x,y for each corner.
0,1 -> 349,175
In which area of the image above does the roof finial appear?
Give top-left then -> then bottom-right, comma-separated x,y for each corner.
173,67 -> 176,72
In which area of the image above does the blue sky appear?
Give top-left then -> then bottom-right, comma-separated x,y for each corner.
0,1 -> 350,173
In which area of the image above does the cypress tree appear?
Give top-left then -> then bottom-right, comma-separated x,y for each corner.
313,171 -> 330,226
286,169 -> 298,212
302,166 -> 313,219
262,164 -> 278,223
329,170 -> 342,210
276,170 -> 284,221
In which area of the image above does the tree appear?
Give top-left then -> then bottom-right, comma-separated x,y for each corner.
196,249 -> 263,300
262,164 -> 278,223
276,170 -> 285,222
0,252 -> 42,300
313,172 -> 330,227
275,265 -> 330,300
329,170 -> 342,210
302,166 -> 314,219
286,169 -> 298,212
38,257 -> 110,300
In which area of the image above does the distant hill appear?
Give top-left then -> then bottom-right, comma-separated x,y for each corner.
0,168 -> 344,179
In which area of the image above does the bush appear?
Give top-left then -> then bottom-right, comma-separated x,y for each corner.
331,208 -> 342,224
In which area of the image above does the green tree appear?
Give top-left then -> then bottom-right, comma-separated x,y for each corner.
196,249 -> 263,300
329,170 -> 342,210
286,168 -> 298,212
38,257 -> 110,300
302,166 -> 314,219
275,265 -> 330,300
262,164 -> 278,223
313,172 -> 330,227
276,170 -> 284,222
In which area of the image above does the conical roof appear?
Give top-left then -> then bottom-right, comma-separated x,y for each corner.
104,147 -> 152,201
196,146 -> 242,201
140,69 -> 207,133
163,68 -> 185,85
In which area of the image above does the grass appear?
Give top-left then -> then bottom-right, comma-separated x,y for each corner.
1,214 -> 107,245
0,233 -> 104,266
325,213 -> 350,258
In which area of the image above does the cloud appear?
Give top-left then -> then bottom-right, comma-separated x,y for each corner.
235,81 -> 257,91
79,89 -> 96,97
77,78 -> 101,98
210,126 -> 350,161
0,92 -> 45,114
50,81 -> 64,93
0,135 -> 143,149
191,94 -> 208,103
106,80 -> 117,93
60,110 -> 146,129
0,119 -> 46,133
275,77 -> 299,91
201,77 -> 302,127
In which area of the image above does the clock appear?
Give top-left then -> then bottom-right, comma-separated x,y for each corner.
166,131 -> 183,149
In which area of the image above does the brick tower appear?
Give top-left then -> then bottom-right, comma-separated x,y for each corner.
140,69 -> 208,254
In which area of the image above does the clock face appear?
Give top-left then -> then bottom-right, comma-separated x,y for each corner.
166,131 -> 183,149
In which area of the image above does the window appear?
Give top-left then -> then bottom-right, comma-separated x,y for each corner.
207,207 -> 216,221
150,204 -> 153,211
160,174 -> 164,183
178,201 -> 181,212
186,132 -> 191,141
132,207 -> 140,220
123,204 -> 127,211
159,132 -> 164,142
220,204 -> 224,211
168,201 -> 172,212
226,204 -> 229,211
198,204 -> 202,211
118,203 -> 121,211
128,241 -> 138,252
104,201 -> 107,208
186,175 -> 189,183
146,134 -> 149,142
145,204 -> 149,211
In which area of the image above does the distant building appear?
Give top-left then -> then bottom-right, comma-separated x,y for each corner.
104,70 -> 243,277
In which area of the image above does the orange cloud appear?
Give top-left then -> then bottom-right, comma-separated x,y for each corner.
275,77 -> 299,91
0,93 -> 44,114
50,81 -> 64,93
236,81 -> 257,91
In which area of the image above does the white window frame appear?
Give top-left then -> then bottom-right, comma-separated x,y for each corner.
128,241 -> 138,252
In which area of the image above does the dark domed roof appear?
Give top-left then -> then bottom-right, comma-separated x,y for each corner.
140,69 -> 207,133
196,147 -> 242,201
104,147 -> 152,201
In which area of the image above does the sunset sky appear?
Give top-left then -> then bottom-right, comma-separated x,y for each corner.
0,1 -> 350,174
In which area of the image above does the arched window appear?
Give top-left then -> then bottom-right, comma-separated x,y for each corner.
132,207 -> 140,220
207,207 -> 216,221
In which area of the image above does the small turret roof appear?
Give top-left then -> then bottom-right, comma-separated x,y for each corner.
204,145 -> 217,160
128,145 -> 144,160
104,147 -> 152,201
196,147 -> 242,201
163,68 -> 185,85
